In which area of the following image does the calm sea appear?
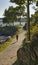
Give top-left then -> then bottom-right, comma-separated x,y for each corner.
0,22 -> 26,26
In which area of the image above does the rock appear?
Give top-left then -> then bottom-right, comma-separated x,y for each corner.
17,32 -> 38,65
17,43 -> 38,65
17,43 -> 30,65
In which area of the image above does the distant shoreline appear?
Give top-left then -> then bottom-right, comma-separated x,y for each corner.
0,21 -> 26,26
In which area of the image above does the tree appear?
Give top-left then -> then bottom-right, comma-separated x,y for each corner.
31,10 -> 38,27
10,0 -> 37,41
34,10 -> 38,24
26,0 -> 38,41
3,6 -> 17,26
36,1 -> 38,6
15,5 -> 26,24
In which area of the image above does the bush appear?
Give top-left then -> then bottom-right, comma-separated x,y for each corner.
30,24 -> 38,39
22,38 -> 26,46
0,26 -> 18,36
31,32 -> 38,47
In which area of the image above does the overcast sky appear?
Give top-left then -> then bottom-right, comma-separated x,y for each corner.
0,0 -> 36,18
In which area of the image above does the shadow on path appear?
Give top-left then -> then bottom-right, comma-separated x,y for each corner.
11,41 -> 17,45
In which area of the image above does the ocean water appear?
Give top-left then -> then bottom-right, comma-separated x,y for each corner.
14,22 -> 26,25
0,22 -> 26,26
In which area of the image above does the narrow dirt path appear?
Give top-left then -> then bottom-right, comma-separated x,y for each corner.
0,30 -> 25,65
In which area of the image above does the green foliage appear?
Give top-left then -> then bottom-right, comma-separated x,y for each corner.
3,5 -> 26,24
30,23 -> 38,41
17,0 -> 38,40
30,10 -> 38,30
10,0 -> 26,5
22,38 -> 26,46
30,10 -> 38,40
3,6 -> 17,23
31,32 -> 38,47
10,0 -> 37,5
0,26 -> 18,36
15,5 -> 25,16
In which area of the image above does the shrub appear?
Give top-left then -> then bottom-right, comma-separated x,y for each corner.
31,32 -> 38,47
22,38 -> 27,46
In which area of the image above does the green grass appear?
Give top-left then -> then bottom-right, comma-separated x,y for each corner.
0,36 -> 15,52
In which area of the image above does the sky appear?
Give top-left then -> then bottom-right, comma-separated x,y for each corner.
0,0 -> 36,18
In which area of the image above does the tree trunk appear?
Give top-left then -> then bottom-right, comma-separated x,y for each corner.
27,0 -> 30,41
